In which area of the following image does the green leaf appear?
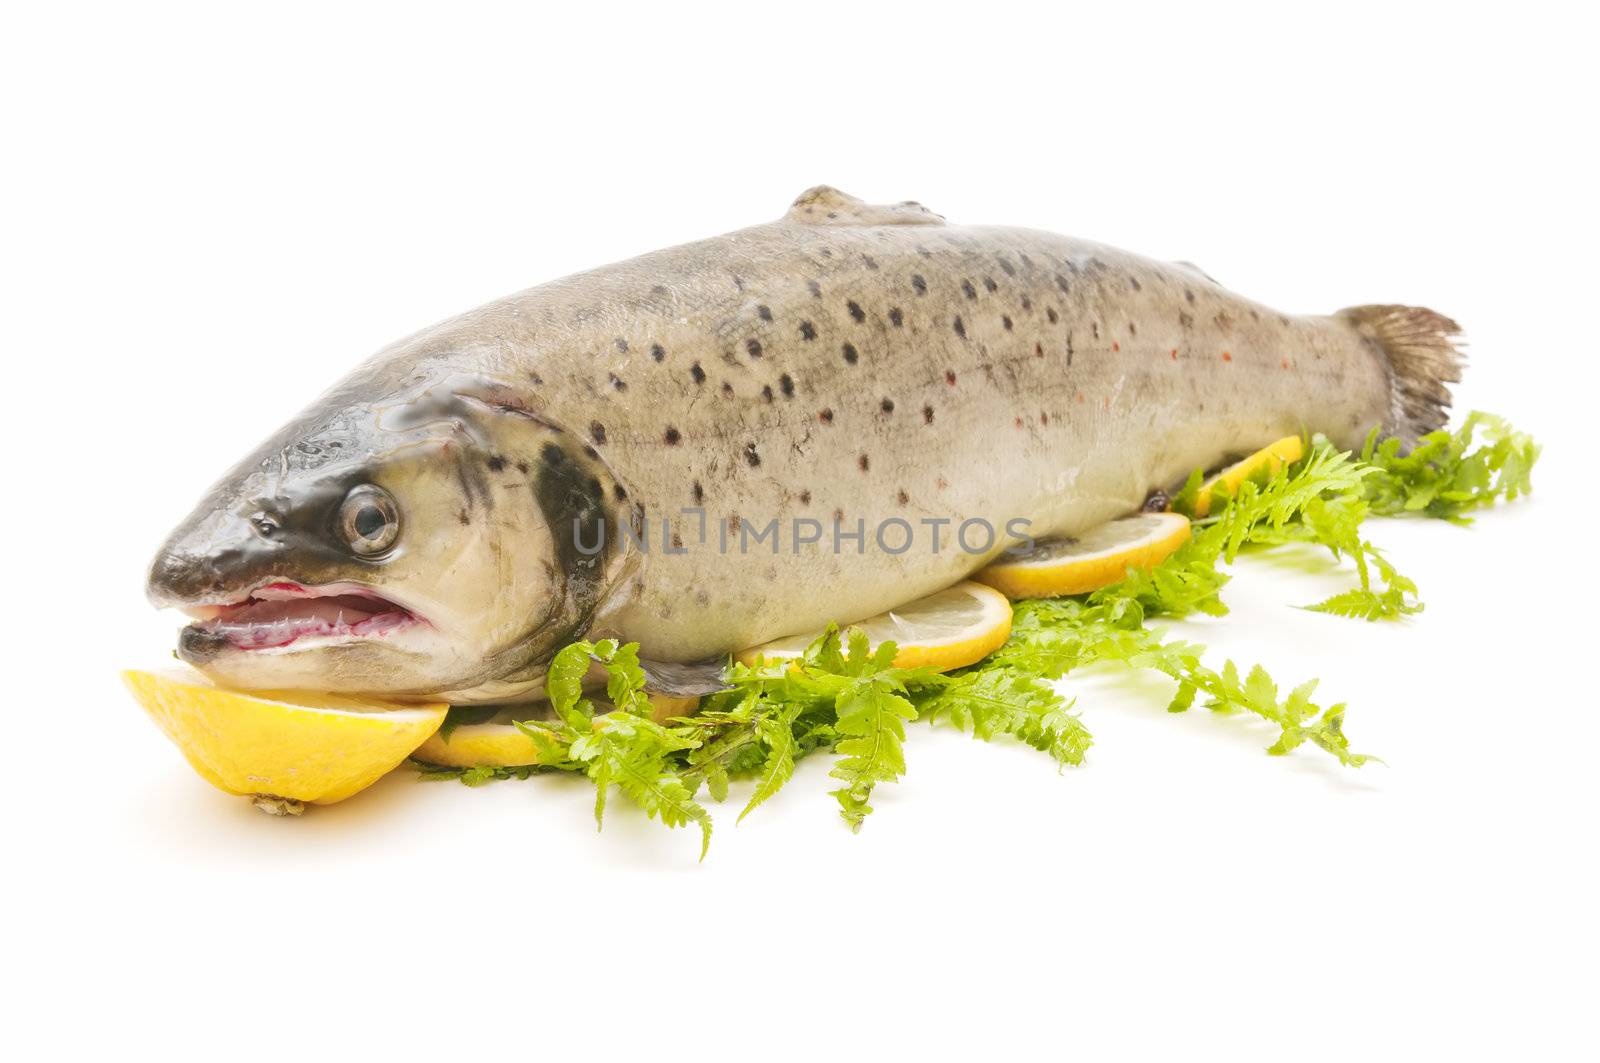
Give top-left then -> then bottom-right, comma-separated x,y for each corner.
436,704 -> 501,744
739,713 -> 797,823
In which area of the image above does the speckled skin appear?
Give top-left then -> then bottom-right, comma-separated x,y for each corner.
148,187 -> 1408,701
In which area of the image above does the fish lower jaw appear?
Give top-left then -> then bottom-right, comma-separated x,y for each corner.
190,610 -> 421,652
184,582 -> 427,652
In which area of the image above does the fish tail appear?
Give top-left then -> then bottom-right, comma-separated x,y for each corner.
1338,304 -> 1465,444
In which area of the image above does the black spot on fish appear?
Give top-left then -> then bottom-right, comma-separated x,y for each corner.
819,408 -> 834,424
807,280 -> 822,298
911,275 -> 927,295
1129,322 -> 1138,336
862,254 -> 879,270
690,363 -> 706,384
1047,307 -> 1059,324
1129,276 -> 1143,292
692,481 -> 704,503
1020,296 -> 1032,312
847,300 -> 865,322
457,509 -> 471,526
530,439 -> 609,644
889,308 -> 903,327
858,454 -> 870,472
842,342 -> 859,365
1179,311 -> 1195,329
721,381 -> 734,397
761,384 -> 774,403
590,422 -> 607,445
897,489 -> 909,505
614,337 -> 629,353
664,427 -> 681,445
529,370 -> 544,385
733,275 -> 745,291
651,284 -> 669,296
487,456 -> 506,472
953,316 -> 966,339
1002,315 -> 1013,331
609,373 -> 627,392
799,489 -> 812,504
983,277 -> 999,293
650,344 -> 666,362
880,397 -> 895,414
945,370 -> 958,386
744,443 -> 761,467
516,461 -> 529,474
583,445 -> 599,460
758,305 -> 773,322
780,373 -> 795,397
962,279 -> 977,300
998,258 -> 1016,277
799,321 -> 817,341
747,339 -> 763,358
1185,288 -> 1196,305
922,405 -> 934,423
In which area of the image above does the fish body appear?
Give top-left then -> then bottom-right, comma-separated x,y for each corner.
147,187 -> 1462,702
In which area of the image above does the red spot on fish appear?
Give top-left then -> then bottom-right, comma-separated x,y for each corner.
1222,351 -> 1233,362
1014,416 -> 1024,428
945,370 -> 958,386
1040,412 -> 1049,425
1102,396 -> 1111,410
1281,358 -> 1291,369
936,476 -> 949,490
1034,343 -> 1044,358
1169,349 -> 1178,361
1111,341 -> 1120,352
1075,392 -> 1085,404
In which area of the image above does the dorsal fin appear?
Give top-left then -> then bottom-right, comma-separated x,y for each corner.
1171,260 -> 1220,285
784,186 -> 945,227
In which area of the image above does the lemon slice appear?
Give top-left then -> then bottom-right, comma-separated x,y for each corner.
122,668 -> 447,807
735,580 -> 1012,672
1192,435 -> 1305,517
412,693 -> 700,769
972,512 -> 1192,599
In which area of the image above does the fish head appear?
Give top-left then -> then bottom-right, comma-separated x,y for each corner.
146,373 -> 624,700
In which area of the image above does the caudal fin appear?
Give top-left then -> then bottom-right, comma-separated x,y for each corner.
1338,304 -> 1465,444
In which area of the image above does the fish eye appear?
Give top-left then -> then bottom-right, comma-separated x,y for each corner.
337,485 -> 400,556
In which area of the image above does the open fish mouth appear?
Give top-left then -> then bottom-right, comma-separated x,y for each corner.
183,581 -> 424,651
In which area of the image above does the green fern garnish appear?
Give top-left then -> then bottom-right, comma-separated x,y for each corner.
413,411 -> 1535,852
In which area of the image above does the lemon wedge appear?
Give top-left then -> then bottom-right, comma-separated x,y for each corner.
122,668 -> 447,807
1192,435 -> 1305,517
735,580 -> 1012,672
972,512 -> 1192,599
412,693 -> 700,769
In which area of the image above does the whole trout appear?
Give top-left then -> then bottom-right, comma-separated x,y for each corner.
147,187 -> 1463,702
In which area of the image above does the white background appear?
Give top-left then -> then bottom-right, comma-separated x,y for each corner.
4,3 -> 1596,1059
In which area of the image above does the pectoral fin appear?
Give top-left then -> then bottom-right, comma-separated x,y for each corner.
638,655 -> 732,697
